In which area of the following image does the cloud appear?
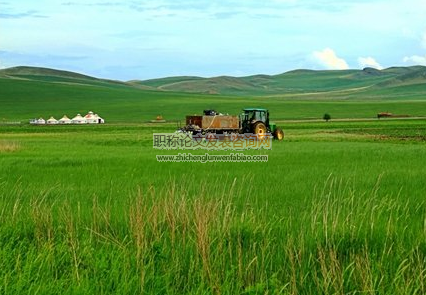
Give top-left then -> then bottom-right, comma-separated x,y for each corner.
0,50 -> 89,68
0,10 -> 47,19
62,2 -> 123,7
401,28 -> 426,66
402,28 -> 426,66
403,55 -> 426,65
358,57 -> 383,69
312,48 -> 349,70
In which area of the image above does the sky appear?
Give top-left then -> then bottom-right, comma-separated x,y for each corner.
1,0 -> 426,80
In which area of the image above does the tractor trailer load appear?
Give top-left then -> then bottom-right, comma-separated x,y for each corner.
180,108 -> 284,140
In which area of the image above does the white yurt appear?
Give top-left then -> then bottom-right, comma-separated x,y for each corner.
85,111 -> 105,124
46,116 -> 58,125
85,111 -> 97,124
71,114 -> 87,124
58,115 -> 72,124
36,117 -> 46,124
95,114 -> 105,124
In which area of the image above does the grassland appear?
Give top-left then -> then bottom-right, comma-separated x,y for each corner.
1,120 -> 426,294
1,75 -> 426,123
1,66 -> 426,293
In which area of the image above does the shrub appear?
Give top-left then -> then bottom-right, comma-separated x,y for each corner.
323,113 -> 331,122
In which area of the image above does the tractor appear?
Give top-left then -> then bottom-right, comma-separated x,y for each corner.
240,108 -> 284,140
179,108 -> 284,141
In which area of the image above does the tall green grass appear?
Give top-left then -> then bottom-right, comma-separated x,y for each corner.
0,122 -> 425,293
0,177 -> 425,294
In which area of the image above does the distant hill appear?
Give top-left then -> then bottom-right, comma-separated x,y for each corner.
1,65 -> 426,122
0,66 -> 152,90
129,76 -> 204,88
0,66 -> 99,80
132,66 -> 426,96
1,65 -> 425,96
132,76 -> 262,95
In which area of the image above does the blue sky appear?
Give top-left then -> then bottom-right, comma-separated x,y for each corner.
1,0 -> 426,80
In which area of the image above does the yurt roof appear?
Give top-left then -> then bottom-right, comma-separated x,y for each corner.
59,116 -> 71,122
72,114 -> 85,120
85,111 -> 95,118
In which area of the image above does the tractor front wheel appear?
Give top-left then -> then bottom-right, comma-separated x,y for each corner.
274,128 -> 284,141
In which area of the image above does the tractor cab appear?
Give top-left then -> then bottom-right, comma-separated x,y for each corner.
240,108 -> 270,133
240,108 -> 284,140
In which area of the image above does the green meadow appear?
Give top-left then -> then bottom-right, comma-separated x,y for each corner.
1,66 -> 426,122
1,67 -> 426,293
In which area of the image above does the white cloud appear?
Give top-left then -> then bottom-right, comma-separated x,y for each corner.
401,28 -> 426,67
403,55 -> 426,65
312,48 -> 349,70
358,57 -> 383,69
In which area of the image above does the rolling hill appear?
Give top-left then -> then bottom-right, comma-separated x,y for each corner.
0,66 -> 152,90
1,65 -> 426,122
1,65 -> 426,96
132,66 -> 426,96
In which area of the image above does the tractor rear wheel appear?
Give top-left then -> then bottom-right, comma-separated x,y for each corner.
274,128 -> 284,141
253,122 -> 267,139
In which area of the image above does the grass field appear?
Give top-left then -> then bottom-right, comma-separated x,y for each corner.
2,78 -> 426,123
1,66 -> 426,293
1,66 -> 426,123
1,119 -> 425,294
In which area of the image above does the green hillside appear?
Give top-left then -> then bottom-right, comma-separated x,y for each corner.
0,66 -> 100,80
0,66 -> 150,90
2,65 -> 426,96
129,76 -> 203,88
1,66 -> 426,122
134,66 -> 426,96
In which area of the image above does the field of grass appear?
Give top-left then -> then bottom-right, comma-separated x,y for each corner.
1,66 -> 426,293
1,119 -> 425,293
1,65 -> 426,123
2,77 -> 426,124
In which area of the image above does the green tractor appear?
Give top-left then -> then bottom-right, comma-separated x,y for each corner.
240,108 -> 284,141
181,107 -> 284,141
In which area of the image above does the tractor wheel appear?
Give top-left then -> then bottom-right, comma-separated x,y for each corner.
253,122 -> 267,139
274,128 -> 284,141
